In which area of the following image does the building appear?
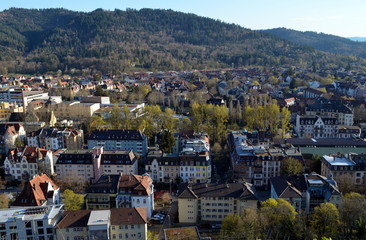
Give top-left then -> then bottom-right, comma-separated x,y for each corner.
0,204 -> 64,240
305,99 -> 354,126
86,174 -> 120,210
270,173 -> 341,213
145,155 -> 180,183
321,153 -> 366,190
88,129 -> 148,157
52,101 -> 100,121
55,148 -> 103,184
0,102 -> 23,122
101,151 -> 138,175
12,174 -> 60,207
227,131 -> 303,187
27,127 -> 84,150
177,182 -> 258,223
0,89 -> 49,108
115,174 -> 154,218
4,146 -> 54,180
56,207 -> 148,240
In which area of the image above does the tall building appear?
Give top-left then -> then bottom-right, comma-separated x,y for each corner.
88,129 -> 148,157
0,89 -> 49,108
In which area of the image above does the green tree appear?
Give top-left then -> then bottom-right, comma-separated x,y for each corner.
310,202 -> 340,239
280,107 -> 291,138
14,137 -> 24,148
62,189 -> 84,210
121,105 -> 132,129
280,157 -> 304,176
221,213 -> 243,238
107,105 -> 122,129
160,130 -> 175,154
340,192 -> 366,238
289,78 -> 297,89
88,115 -> 106,132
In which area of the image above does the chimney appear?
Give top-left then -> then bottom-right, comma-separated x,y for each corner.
108,176 -> 111,183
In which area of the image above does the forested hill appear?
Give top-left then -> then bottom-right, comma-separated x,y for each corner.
0,8 -> 361,74
264,28 -> 366,59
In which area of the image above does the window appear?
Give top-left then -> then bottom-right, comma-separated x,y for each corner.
125,233 -> 129,238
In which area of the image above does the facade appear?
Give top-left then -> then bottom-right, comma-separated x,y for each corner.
0,102 -> 23,121
101,150 -> 138,175
56,207 -> 148,240
55,148 -> 103,184
52,101 -> 100,121
0,123 -> 26,154
270,173 -> 341,213
0,204 -> 64,240
115,174 -> 154,218
12,174 -> 60,207
145,155 -> 180,183
88,129 -> 148,156
86,174 -> 120,210
4,146 -> 54,180
321,153 -> 366,188
178,182 -> 258,223
0,89 -> 49,108
227,131 -> 303,187
27,127 -> 84,150
305,99 -> 354,126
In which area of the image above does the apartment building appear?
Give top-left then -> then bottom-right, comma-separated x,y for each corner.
88,129 -> 148,157
270,173 -> 341,213
27,127 -> 84,150
178,182 -> 258,223
56,207 -> 148,240
86,175 -> 120,210
305,99 -> 354,126
0,205 -> 64,240
115,174 -> 154,218
0,123 -> 26,154
0,102 -> 23,121
227,131 -> 303,187
4,146 -> 54,180
52,101 -> 100,121
101,150 -> 138,175
0,89 -> 49,108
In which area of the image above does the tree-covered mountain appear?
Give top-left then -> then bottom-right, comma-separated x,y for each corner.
264,28 -> 366,59
0,8 -> 362,74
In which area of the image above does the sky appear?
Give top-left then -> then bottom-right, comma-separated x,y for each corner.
1,0 -> 365,38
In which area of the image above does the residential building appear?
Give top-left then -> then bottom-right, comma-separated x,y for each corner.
145,155 -> 180,183
227,131 -> 303,187
4,146 -> 54,180
52,101 -> 100,121
12,174 -> 60,207
56,207 -> 148,240
0,102 -> 23,121
270,173 -> 341,213
101,150 -> 138,175
305,99 -> 354,126
27,127 -> 84,150
0,204 -> 64,240
115,174 -> 154,218
321,153 -> 366,189
86,174 -> 120,210
88,129 -> 148,157
55,148 -> 103,184
177,182 -> 258,223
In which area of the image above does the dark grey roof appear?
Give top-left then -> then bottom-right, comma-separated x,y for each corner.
178,182 -> 258,201
306,99 -> 352,114
88,129 -> 145,141
86,175 -> 120,193
101,151 -> 136,165
270,176 -> 303,199
56,150 -> 94,164
274,138 -> 366,147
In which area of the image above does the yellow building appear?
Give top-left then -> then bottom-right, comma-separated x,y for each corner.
0,102 -> 23,121
178,182 -> 258,223
53,101 -> 100,121
56,207 -> 148,240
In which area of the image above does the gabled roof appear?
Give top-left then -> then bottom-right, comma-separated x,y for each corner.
87,174 -> 120,193
12,174 -> 59,207
118,174 -> 152,196
270,176 -> 303,199
56,210 -> 92,228
110,207 -> 147,225
178,182 -> 258,200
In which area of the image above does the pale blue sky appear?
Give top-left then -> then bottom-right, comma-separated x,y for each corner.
1,0 -> 365,37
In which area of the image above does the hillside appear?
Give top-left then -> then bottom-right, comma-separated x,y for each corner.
264,28 -> 366,59
0,8 -> 361,74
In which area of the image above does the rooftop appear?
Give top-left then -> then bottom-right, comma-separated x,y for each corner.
323,155 -> 356,166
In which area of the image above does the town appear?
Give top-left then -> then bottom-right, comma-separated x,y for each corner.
0,65 -> 365,239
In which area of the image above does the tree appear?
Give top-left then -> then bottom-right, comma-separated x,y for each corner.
160,130 -> 175,154
310,202 -> 340,239
340,192 -> 366,238
259,198 -> 297,239
280,157 -> 304,176
280,107 -> 291,138
62,189 -> 84,210
221,214 -> 243,238
88,115 -> 106,132
121,105 -> 132,129
289,78 -> 297,89
107,105 -> 122,129
0,194 -> 9,208
14,137 -> 24,148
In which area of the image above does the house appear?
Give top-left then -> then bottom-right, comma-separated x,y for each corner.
115,174 -> 154,218
295,115 -> 339,138
11,173 -> 60,207
0,123 -> 26,154
0,204 -> 64,240
56,207 -> 148,240
101,150 -> 138,175
177,182 -> 258,223
270,173 -> 341,213
4,146 -> 54,180
27,127 -> 84,150
88,129 -> 148,157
